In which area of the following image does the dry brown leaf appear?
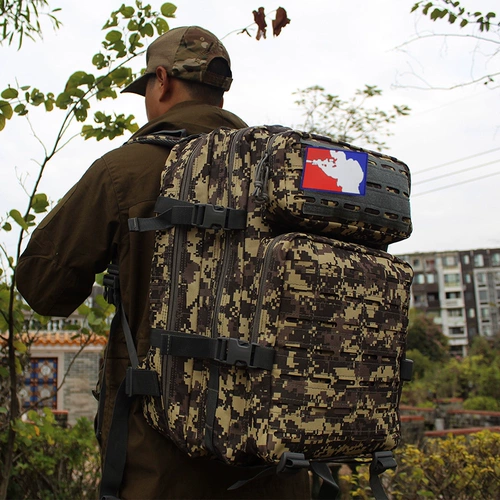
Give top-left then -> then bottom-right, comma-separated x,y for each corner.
253,7 -> 267,40
272,7 -> 290,37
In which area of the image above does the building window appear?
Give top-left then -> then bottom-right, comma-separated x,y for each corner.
465,273 -> 472,284
19,358 -> 58,410
492,253 -> 500,266
495,272 -> 500,283
476,272 -> 486,285
446,291 -> 461,300
449,327 -> 465,335
468,308 -> 476,318
463,255 -> 470,265
412,258 -> 420,267
481,307 -> 490,320
479,290 -> 489,303
474,254 -> 484,267
448,308 -> 463,317
444,255 -> 457,267
426,273 -> 436,284
444,273 -> 461,286
427,292 -> 439,303
414,273 -> 425,285
483,324 -> 492,336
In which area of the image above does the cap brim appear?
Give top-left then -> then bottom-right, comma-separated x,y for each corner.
121,73 -> 151,96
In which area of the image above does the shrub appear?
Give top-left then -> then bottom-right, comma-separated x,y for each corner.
1,408 -> 100,499
463,396 -> 500,412
339,430 -> 500,499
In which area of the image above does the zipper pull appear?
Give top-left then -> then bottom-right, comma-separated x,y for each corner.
252,152 -> 270,205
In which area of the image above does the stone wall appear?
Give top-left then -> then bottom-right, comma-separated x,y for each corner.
63,351 -> 100,425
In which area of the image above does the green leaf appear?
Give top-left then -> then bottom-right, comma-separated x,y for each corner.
105,30 -> 122,42
155,18 -> 169,35
110,67 -> 131,85
127,19 -> 139,31
30,88 -> 45,106
0,366 -> 8,378
55,92 -> 73,110
140,23 -> 154,37
120,5 -> 135,18
0,100 -> 13,119
160,3 -> 177,17
2,222 -> 12,231
92,53 -> 106,69
0,114 -> 5,131
31,193 -> 49,214
44,98 -> 54,112
1,88 -> 19,99
13,340 -> 27,353
9,209 -> 29,230
15,357 -> 23,374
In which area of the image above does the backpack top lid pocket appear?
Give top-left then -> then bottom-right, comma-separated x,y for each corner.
255,131 -> 412,248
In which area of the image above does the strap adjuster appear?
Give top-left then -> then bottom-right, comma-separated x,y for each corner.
215,338 -> 259,368
370,451 -> 397,476
103,264 -> 120,305
191,204 -> 233,230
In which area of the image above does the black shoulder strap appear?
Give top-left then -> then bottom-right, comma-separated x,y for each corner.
99,265 -> 160,500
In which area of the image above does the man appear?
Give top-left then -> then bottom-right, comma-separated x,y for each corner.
16,26 -> 311,499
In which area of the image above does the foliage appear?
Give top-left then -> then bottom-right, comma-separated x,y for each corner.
463,396 -> 500,411
402,327 -> 500,408
405,1 -> 500,90
0,0 -> 62,48
294,84 -> 410,150
0,3 -> 176,498
1,409 -> 100,499
412,0 -> 497,32
0,1 -> 177,135
339,430 -> 500,499
407,309 -> 449,362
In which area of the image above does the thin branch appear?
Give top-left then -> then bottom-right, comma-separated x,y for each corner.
395,32 -> 500,50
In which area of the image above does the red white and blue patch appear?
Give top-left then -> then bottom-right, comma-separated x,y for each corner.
301,146 -> 368,195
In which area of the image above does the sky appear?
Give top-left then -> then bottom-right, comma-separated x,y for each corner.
1,0 -> 499,259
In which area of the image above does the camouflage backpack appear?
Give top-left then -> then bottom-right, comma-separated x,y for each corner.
101,126 -> 414,499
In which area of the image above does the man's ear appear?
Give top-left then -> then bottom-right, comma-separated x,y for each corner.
155,66 -> 170,100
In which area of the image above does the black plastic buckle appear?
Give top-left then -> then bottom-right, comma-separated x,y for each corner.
277,452 -> 310,473
215,338 -> 257,367
370,451 -> 397,476
103,264 -> 120,305
192,204 -> 230,230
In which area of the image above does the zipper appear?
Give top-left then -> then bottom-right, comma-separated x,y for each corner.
251,233 -> 289,344
204,128 -> 248,455
210,128 -> 248,338
164,138 -> 206,409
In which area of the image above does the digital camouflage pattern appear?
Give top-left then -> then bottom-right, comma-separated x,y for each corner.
138,126 -> 414,466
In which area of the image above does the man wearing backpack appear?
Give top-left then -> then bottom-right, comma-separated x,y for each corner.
16,26 -> 311,499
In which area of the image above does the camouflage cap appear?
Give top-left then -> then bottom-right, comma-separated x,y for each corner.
122,26 -> 233,96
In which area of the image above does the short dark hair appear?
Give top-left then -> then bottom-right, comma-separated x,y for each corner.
175,58 -> 231,106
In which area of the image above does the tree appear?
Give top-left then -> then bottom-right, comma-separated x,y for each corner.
294,84 -> 410,150
0,0 -> 62,48
0,3 -> 176,497
406,309 -> 449,362
401,1 -> 500,90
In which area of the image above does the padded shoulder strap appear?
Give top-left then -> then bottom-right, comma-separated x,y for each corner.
124,129 -> 190,149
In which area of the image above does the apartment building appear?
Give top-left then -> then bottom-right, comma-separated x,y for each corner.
397,248 -> 500,356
